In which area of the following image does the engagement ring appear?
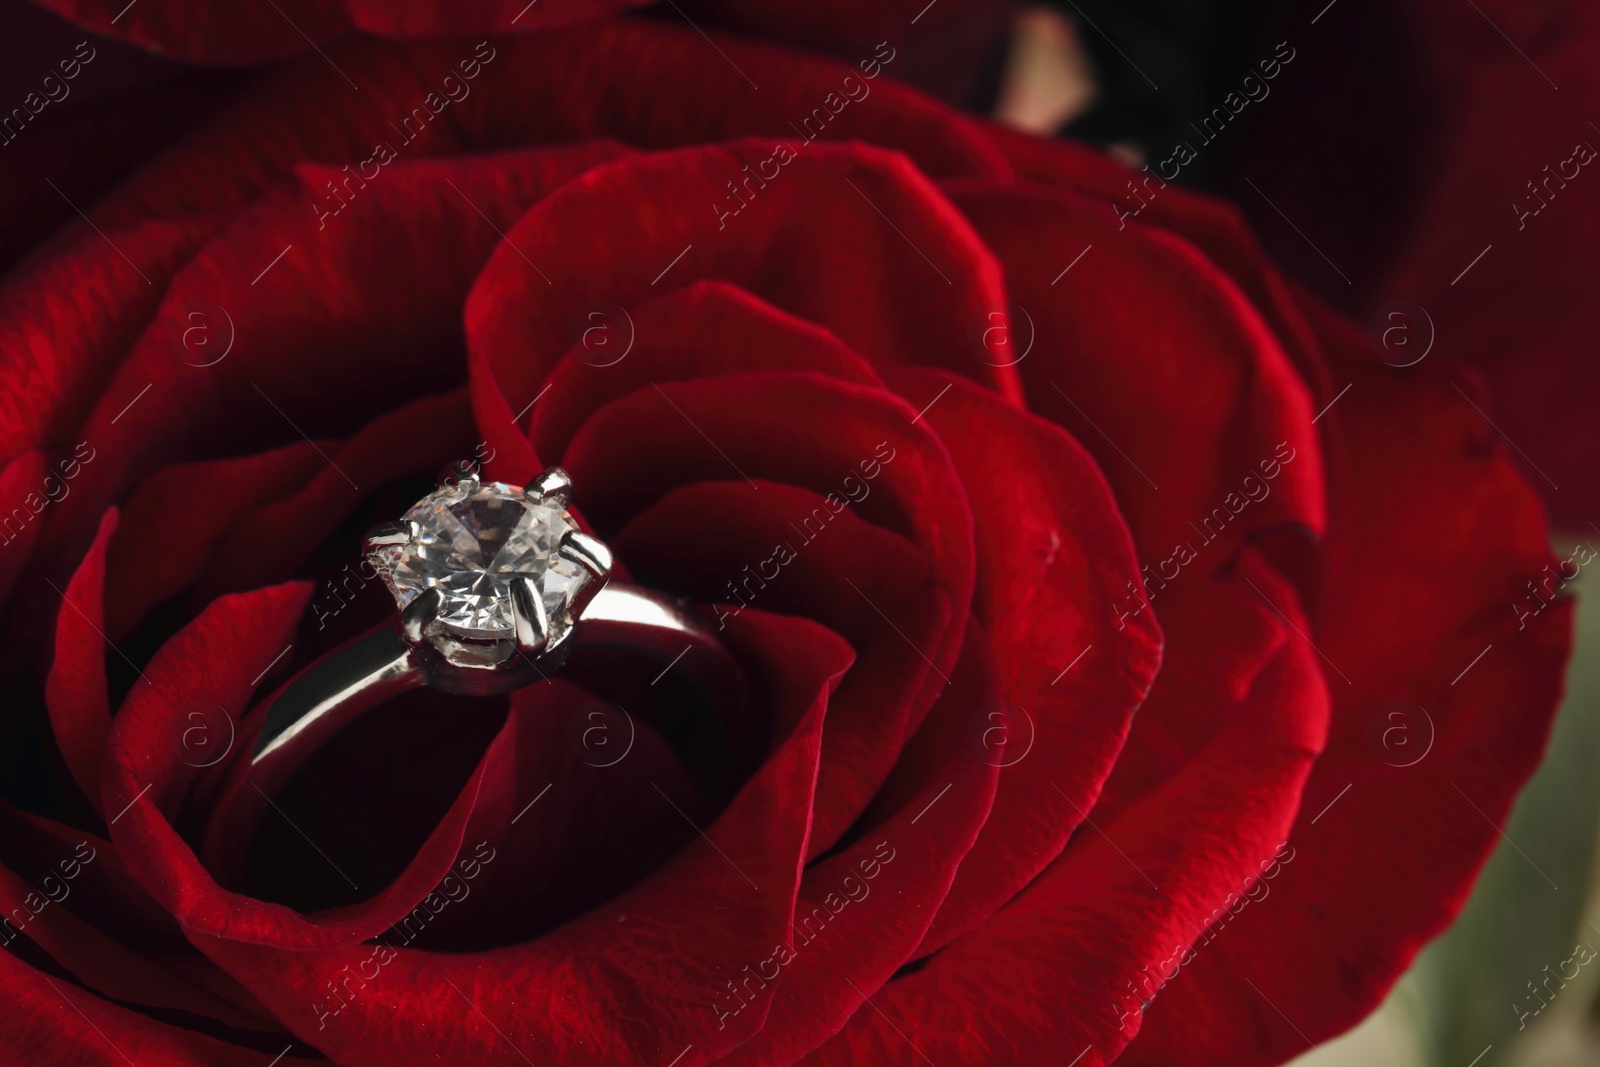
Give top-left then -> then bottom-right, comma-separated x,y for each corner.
205,464 -> 748,879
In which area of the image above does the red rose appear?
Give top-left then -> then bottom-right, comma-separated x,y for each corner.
0,16 -> 1570,1067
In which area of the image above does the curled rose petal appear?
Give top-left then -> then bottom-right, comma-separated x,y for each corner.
187,610 -> 855,1066
809,556 -> 1327,1065
45,507 -> 118,814
1120,297 -> 1574,1065
104,583 -> 499,953
104,444 -> 328,640
27,0 -> 648,64
0,946 -> 292,1066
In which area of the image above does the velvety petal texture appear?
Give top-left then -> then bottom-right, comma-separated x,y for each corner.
28,0 -> 648,63
0,12 -> 1569,1067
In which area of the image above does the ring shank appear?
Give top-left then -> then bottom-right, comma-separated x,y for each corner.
202,583 -> 748,885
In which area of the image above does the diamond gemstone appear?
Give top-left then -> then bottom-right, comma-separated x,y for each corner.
375,480 -> 588,639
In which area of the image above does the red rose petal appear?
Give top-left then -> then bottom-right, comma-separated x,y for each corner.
560,371 -> 973,742
0,217 -> 220,464
531,279 -> 883,461
947,181 -> 1326,570
981,123 -> 1331,396
104,582 -> 495,953
0,38 -> 239,279
720,624 -> 1004,1065
104,442 -> 327,640
29,0 -> 647,64
464,140 -> 1019,447
38,0 -> 1006,101
43,146 -> 625,584
1091,576 -> 1295,820
0,858 -> 275,1031
0,805 -> 185,959
0,449 -> 48,607
808,556 -> 1325,1065
609,479 -> 946,855
188,609 -> 855,1066
193,387 -> 477,604
367,677 -> 708,951
4,810 -> 279,1034
437,28 -> 1010,181
87,27 -> 1003,235
1370,2 -> 1600,525
686,0 -> 1012,106
0,946 -> 289,1066
880,370 -> 1163,955
1122,296 -> 1572,1066
44,507 -> 118,813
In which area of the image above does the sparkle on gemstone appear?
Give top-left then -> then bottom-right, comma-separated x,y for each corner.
375,481 -> 589,640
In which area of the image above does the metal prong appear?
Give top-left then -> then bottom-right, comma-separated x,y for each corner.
561,530 -> 612,619
363,521 -> 412,552
438,460 -> 480,491
526,467 -> 573,507
400,587 -> 442,645
568,576 -> 605,620
509,576 -> 549,655
560,529 -> 612,579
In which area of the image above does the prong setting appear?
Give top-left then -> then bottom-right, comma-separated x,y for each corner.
400,587 -> 442,646
509,575 -> 549,655
560,529 -> 613,580
364,520 -> 412,552
560,530 -> 610,618
527,467 -> 573,507
437,460 -> 481,492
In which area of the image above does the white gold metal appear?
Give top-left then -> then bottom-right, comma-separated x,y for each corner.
436,459 -> 480,491
362,520 -> 412,551
560,529 -> 613,579
527,466 -> 573,507
399,586 -> 441,645
509,574 -> 550,655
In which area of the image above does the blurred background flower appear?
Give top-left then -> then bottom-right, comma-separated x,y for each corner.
989,5 -> 1600,1063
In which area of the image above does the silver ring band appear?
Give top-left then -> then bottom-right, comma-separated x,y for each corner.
202,584 -> 751,885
